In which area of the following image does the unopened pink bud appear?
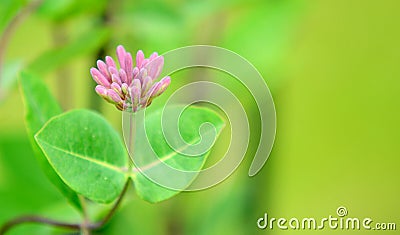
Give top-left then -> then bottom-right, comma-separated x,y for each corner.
154,76 -> 171,97
91,46 -> 171,112
132,78 -> 141,91
111,82 -> 124,98
141,76 -> 152,97
138,68 -> 147,82
121,83 -> 128,95
96,60 -> 110,81
91,68 -> 110,87
116,45 -> 127,71
149,52 -> 158,60
107,89 -> 122,104
142,58 -> 149,68
147,56 -> 164,80
145,82 -> 161,102
119,69 -> 127,84
95,85 -> 108,97
105,56 -> 116,69
109,67 -> 122,84
125,52 -> 133,82
136,50 -> 145,68
131,86 -> 140,103
132,67 -> 139,81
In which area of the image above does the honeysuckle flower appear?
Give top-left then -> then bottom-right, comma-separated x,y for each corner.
90,45 -> 171,112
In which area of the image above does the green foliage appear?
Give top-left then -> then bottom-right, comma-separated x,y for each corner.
0,136 -> 77,235
33,104 -> 224,204
37,0 -> 106,22
35,109 -> 129,203
0,0 -> 313,233
20,70 -> 225,207
20,71 -> 62,133
19,71 -> 82,211
132,106 -> 225,203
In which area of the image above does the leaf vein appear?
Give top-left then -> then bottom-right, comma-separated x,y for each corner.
39,139 -> 126,174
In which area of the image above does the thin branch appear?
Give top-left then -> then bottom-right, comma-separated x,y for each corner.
0,179 -> 131,234
88,178 -> 131,230
0,215 -> 81,235
78,195 -> 90,235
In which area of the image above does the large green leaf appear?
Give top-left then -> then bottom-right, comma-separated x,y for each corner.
35,109 -> 129,203
19,71 -> 82,211
131,106 -> 225,203
27,27 -> 109,75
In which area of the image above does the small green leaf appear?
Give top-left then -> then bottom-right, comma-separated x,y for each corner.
27,27 -> 110,75
35,109 -> 129,203
20,71 -> 62,136
131,106 -> 225,203
19,71 -> 82,211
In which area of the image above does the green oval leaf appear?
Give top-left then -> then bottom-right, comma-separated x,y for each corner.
19,71 -> 82,211
131,106 -> 225,203
35,109 -> 129,203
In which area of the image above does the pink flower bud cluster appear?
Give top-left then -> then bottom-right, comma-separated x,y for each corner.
90,45 -> 171,111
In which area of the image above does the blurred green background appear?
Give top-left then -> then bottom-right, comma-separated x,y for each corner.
0,0 -> 399,234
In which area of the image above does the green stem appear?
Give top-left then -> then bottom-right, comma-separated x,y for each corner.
128,113 -> 136,159
78,195 -> 90,234
0,179 -> 131,234
0,216 -> 81,234
88,178 -> 131,230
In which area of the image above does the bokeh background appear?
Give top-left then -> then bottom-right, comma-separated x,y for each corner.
1,0 -> 399,234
